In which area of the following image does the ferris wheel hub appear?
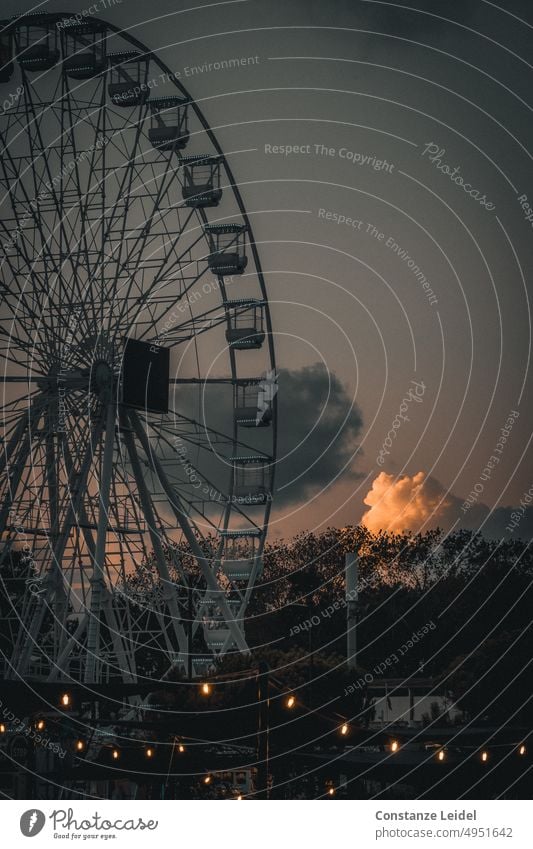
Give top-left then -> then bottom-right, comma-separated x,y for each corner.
91,360 -> 114,397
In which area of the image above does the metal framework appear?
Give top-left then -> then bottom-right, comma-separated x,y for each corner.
0,12 -> 276,685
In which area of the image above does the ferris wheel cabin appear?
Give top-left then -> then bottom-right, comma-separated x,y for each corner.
62,21 -> 107,80
202,597 -> 240,650
205,223 -> 248,275
108,51 -> 149,107
225,299 -> 266,349
13,14 -> 60,72
203,627 -> 232,651
148,96 -> 190,151
181,155 -> 222,207
220,529 -> 264,582
231,456 -> 271,505
0,32 -> 14,83
235,380 -> 273,427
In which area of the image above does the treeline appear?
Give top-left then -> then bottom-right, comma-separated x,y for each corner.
2,526 -> 532,724
243,527 -> 533,723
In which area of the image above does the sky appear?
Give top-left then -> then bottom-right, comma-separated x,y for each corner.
2,0 -> 532,540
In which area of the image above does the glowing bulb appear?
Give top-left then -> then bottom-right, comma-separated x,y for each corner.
203,774 -> 212,785
481,750 -> 488,762
236,795 -> 243,801
391,740 -> 399,753
145,747 -> 154,758
112,748 -> 120,761
519,745 -> 526,756
178,743 -> 185,753
0,723 -> 5,734
75,740 -> 85,752
60,692 -> 71,707
437,749 -> 445,762
340,723 -> 349,736
36,719 -> 45,731
286,695 -> 296,709
328,786 -> 335,796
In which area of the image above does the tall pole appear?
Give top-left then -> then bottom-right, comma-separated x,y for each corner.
345,552 -> 358,670
256,660 -> 270,798
187,583 -> 193,681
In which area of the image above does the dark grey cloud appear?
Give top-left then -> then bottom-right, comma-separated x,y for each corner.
177,363 -> 363,507
273,363 -> 363,504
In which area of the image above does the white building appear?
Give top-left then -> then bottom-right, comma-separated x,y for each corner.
367,678 -> 462,727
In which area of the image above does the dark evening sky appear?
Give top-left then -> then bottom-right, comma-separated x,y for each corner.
4,0 -> 532,538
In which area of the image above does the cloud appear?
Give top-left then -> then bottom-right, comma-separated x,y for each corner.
178,363 -> 363,508
361,471 -> 453,534
475,504 -> 533,541
274,364 -> 363,504
360,471 -> 533,540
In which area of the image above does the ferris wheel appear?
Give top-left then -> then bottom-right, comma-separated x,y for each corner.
0,12 -> 276,685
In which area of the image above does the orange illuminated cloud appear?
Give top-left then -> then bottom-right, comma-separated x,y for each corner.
361,471 -> 453,534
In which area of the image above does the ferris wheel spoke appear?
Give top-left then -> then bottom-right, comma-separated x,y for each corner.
0,192 -> 75,369
0,135 -> 59,300
143,300 -> 225,346
120,406 -> 188,656
0,332 -> 41,370
59,83 -> 107,335
84,402 -> 116,683
0,395 -> 45,516
138,420 -> 235,516
128,407 -> 250,654
153,410 -> 271,462
120,230 -> 210,337
88,112 -> 149,305
145,409 -> 271,531
0,281 -> 49,347
113,197 -> 197,332
99,117 -> 151,317
19,73 -> 78,281
11,407 -> 106,678
122,160 -> 190,267
72,450 -> 135,683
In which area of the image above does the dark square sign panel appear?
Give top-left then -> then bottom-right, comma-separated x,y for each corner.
122,339 -> 170,414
